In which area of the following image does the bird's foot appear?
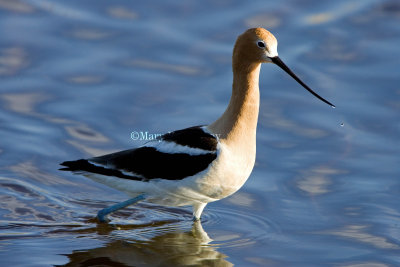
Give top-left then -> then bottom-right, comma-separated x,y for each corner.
97,209 -> 110,223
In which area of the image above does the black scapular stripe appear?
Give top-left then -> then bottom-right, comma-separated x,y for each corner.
60,147 -> 217,181
162,126 -> 218,151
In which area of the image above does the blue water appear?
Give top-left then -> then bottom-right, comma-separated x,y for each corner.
1,0 -> 400,266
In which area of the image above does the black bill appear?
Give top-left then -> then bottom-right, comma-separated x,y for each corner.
271,56 -> 335,108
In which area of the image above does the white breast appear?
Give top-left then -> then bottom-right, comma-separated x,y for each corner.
194,141 -> 256,200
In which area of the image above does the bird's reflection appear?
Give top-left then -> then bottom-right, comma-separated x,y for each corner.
59,221 -> 232,267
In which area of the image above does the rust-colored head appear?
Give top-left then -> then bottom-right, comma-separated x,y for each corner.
232,28 -> 335,107
233,28 -> 278,67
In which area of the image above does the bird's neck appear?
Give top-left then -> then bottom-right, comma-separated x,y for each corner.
208,63 -> 261,149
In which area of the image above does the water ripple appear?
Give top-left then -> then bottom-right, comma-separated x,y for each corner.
202,205 -> 280,248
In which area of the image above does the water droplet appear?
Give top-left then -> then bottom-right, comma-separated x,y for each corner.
340,123 -> 344,127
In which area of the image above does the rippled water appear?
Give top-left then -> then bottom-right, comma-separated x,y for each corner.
1,0 -> 400,266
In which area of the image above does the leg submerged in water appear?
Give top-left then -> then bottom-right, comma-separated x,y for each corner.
192,202 -> 207,221
97,194 -> 146,223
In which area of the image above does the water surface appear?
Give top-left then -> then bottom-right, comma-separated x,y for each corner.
1,0 -> 400,266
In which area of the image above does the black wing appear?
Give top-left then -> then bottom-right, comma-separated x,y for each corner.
60,126 -> 218,181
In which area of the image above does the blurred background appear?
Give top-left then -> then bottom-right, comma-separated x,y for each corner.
0,0 -> 399,266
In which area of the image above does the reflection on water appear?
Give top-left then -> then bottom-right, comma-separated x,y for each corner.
0,47 -> 29,76
59,222 -> 232,267
123,59 -> 203,76
1,93 -> 48,114
107,6 -> 138,20
65,75 -> 105,85
322,225 -> 399,250
1,0 -> 400,265
296,165 -> 345,195
0,0 -> 35,14
68,28 -> 114,41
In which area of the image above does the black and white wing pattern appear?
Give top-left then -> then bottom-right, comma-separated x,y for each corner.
60,126 -> 219,181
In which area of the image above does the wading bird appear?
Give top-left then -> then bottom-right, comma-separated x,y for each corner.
61,28 -> 334,222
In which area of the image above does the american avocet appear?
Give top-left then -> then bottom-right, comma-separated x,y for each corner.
60,28 -> 334,223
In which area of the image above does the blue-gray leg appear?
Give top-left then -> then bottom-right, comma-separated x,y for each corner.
97,194 -> 146,223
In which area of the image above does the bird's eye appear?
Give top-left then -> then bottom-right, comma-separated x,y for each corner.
257,41 -> 265,48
